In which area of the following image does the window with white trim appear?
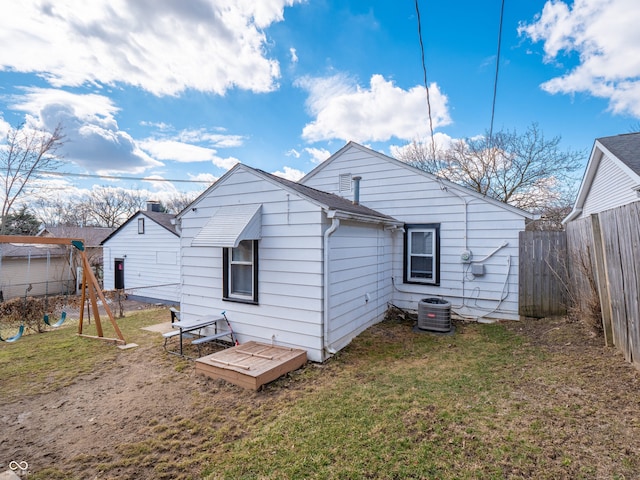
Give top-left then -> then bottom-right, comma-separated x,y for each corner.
223,240 -> 258,303
138,217 -> 145,234
404,224 -> 440,285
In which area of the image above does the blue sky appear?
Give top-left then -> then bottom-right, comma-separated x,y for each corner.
1,0 -> 639,204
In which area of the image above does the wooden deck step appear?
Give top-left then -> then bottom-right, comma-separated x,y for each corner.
195,341 -> 307,390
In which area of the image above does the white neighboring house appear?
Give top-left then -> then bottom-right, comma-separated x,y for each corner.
176,164 -> 402,362
300,142 -> 536,323
564,132 -> 640,222
102,203 -> 180,304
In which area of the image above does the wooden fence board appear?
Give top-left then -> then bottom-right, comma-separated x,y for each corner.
600,208 -> 627,358
518,231 -> 568,317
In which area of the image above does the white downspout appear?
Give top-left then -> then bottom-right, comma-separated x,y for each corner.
323,213 -> 340,358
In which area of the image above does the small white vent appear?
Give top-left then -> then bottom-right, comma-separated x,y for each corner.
339,173 -> 352,192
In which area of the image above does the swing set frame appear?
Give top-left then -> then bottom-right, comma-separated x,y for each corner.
0,235 -> 126,345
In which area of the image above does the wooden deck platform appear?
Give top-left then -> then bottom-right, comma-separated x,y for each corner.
194,341 -> 307,390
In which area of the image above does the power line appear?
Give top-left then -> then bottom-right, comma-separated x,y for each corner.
489,0 -> 506,147
35,170 -> 213,184
415,0 -> 436,161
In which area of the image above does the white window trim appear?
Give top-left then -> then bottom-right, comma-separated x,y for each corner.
223,240 -> 258,304
405,224 -> 440,285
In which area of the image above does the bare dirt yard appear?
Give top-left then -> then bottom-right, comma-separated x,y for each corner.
1,303 -> 640,479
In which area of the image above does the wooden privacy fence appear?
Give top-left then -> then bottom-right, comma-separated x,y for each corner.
565,201 -> 640,367
518,231 -> 568,318
519,201 -> 640,366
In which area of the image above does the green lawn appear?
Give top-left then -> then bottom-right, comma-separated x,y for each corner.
2,310 -> 638,480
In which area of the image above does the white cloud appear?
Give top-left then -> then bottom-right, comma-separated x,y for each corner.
271,166 -> 305,181
297,74 -> 451,143
189,172 -> 219,184
519,0 -> 640,117
0,0 -> 302,96
389,132 -> 456,159
176,128 -> 245,148
286,148 -> 301,158
304,147 -> 331,164
9,88 -> 161,173
139,139 -> 239,170
290,47 -> 299,64
0,115 -> 10,138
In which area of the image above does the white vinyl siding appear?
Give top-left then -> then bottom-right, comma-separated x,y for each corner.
301,144 -> 526,321
103,213 -> 180,303
580,153 -> 639,218
179,167 -> 326,361
325,222 -> 393,353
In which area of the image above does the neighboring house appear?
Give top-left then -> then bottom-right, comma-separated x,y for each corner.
0,226 -> 113,301
102,202 -> 180,304
564,132 -> 640,222
176,164 -> 402,362
38,225 -> 114,284
300,142 -> 536,324
0,242 -> 69,301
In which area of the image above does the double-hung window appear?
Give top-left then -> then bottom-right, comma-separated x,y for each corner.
223,240 -> 258,303
404,224 -> 440,285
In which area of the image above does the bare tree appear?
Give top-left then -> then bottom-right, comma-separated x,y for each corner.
395,123 -> 584,214
163,191 -> 200,214
0,123 -> 64,234
78,186 -> 146,227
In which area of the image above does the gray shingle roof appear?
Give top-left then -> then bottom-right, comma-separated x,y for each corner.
40,226 -> 115,246
255,169 -> 398,222
598,132 -> 640,176
142,211 -> 178,234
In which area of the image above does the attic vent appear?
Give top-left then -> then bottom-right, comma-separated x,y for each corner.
339,173 -> 352,192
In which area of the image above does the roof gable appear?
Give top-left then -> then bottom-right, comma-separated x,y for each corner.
101,211 -> 178,244
179,163 -> 400,225
302,141 -> 536,220
565,133 -> 640,222
597,132 -> 640,176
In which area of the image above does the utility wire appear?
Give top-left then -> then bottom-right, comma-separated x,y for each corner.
415,0 -> 436,161
34,169 -> 212,184
489,0 -> 506,148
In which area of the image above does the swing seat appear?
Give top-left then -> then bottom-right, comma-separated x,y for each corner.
44,312 -> 66,328
1,324 -> 24,342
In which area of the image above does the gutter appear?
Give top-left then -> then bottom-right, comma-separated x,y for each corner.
322,212 -> 341,358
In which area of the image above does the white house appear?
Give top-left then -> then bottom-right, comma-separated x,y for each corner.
300,142 -> 536,323
564,132 -> 640,222
176,164 -> 402,362
102,203 -> 180,304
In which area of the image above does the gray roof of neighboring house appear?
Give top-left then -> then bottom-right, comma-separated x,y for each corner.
255,168 -> 399,222
39,226 -> 115,247
142,211 -> 178,234
0,243 -> 66,259
101,210 -> 178,245
598,132 -> 640,176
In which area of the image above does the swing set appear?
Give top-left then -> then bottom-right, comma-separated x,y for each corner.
0,235 -> 126,345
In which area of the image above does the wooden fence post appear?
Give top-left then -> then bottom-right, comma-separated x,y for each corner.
590,213 -> 614,347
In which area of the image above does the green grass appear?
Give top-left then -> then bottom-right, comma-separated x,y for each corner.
3,314 -> 639,479
0,308 -> 167,402
205,324 -> 530,480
